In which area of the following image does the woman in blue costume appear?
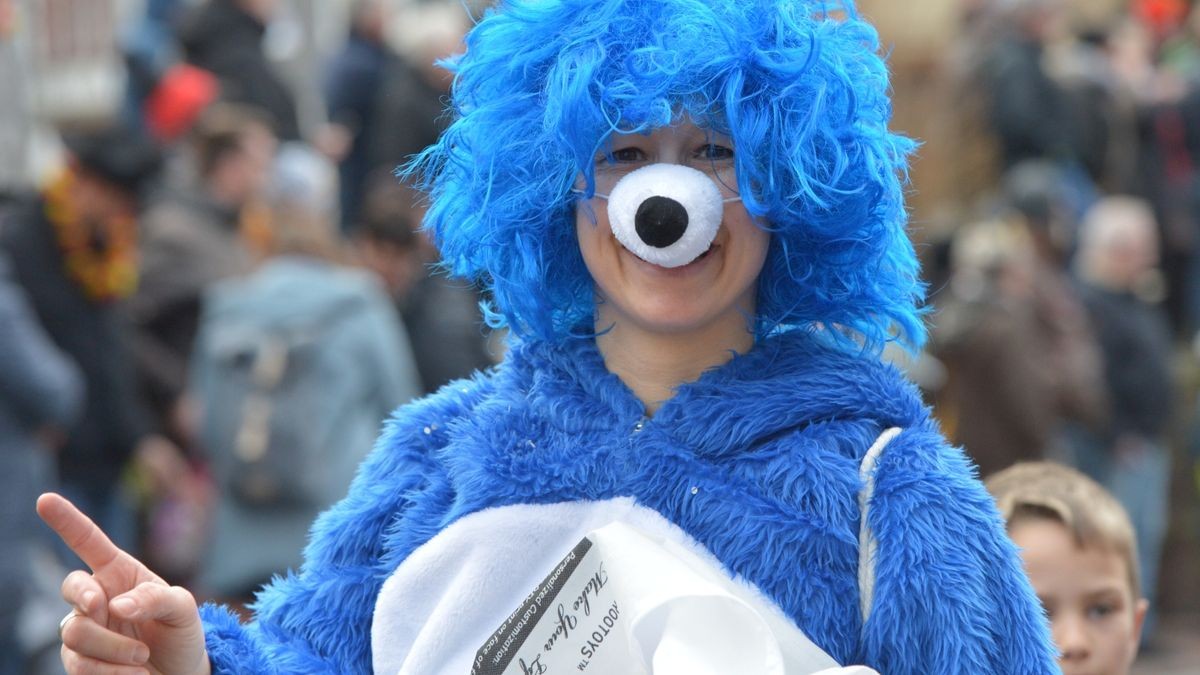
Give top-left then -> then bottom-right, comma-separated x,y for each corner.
40,1 -> 1058,672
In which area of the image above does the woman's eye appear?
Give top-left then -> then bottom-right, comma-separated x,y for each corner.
607,147 -> 646,163
695,144 -> 734,161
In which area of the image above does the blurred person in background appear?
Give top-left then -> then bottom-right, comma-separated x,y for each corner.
0,251 -> 83,674
128,103 -> 276,450
1072,195 -> 1173,645
933,162 -> 1108,478
126,104 -> 277,582
1159,77 -> 1200,334
979,0 -> 1074,170
945,0 -> 1105,229
189,144 -> 421,610
367,4 -> 468,183
1046,17 -> 1143,195
353,172 -> 494,393
120,0 -> 192,134
179,0 -> 301,141
1001,162 -> 1109,438
934,218 -> 1060,476
142,64 -> 222,147
0,124 -> 173,565
1101,7 -> 1200,334
942,0 -> 1026,211
1159,4 -> 1200,80
319,0 -> 393,231
0,0 -> 29,198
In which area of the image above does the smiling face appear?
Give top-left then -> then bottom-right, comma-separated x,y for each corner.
574,121 -> 769,342
1011,519 -> 1147,675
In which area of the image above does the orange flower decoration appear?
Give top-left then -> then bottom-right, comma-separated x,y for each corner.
44,169 -> 139,302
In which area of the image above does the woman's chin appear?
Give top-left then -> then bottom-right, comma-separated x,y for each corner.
602,293 -> 742,338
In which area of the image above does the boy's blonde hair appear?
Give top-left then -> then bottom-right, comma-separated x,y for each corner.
986,461 -> 1140,599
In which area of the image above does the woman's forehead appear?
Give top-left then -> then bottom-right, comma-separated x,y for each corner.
603,118 -> 733,144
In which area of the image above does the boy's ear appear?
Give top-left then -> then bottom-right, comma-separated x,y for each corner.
1131,597 -> 1149,655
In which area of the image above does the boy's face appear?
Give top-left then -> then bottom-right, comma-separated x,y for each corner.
1010,519 -> 1147,675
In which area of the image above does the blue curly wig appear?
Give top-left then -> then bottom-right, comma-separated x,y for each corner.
412,0 -> 924,350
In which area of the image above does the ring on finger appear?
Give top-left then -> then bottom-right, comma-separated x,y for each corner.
58,610 -> 80,640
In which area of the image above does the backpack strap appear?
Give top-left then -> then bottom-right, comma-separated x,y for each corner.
858,426 -> 901,626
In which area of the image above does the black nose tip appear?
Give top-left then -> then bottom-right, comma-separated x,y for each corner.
635,196 -> 689,248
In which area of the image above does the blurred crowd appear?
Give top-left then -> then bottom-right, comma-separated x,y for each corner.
920,0 -> 1200,654
0,0 -> 494,671
0,0 -> 1198,672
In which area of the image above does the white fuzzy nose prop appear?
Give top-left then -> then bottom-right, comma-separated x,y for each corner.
606,163 -> 727,268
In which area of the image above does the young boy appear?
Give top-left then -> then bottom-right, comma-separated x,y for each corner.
987,461 -> 1148,675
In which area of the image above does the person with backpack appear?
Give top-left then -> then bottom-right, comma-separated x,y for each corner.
188,144 -> 420,608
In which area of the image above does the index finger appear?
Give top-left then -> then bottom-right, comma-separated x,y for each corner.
37,493 -> 122,572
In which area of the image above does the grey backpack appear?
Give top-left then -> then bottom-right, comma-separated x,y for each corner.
196,300 -> 361,509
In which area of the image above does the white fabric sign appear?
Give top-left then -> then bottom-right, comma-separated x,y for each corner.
371,498 -> 879,675
470,520 -> 844,675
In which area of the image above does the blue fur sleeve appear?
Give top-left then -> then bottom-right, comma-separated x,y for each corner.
861,424 -> 1058,673
198,377 -> 492,673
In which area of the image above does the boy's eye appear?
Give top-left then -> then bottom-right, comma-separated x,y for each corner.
1086,603 -> 1117,620
695,144 -> 734,161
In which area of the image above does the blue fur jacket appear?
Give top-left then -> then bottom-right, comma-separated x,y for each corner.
200,329 -> 1057,673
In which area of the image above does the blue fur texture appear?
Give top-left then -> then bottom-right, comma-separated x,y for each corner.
413,0 -> 924,349
200,330 -> 1057,673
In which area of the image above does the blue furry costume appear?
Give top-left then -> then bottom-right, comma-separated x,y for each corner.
199,0 -> 1058,672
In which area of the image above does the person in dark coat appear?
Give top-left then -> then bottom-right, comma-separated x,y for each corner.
178,0 -> 300,140
1072,195 -> 1174,643
365,8 -> 467,181
980,0 -> 1073,169
353,173 -> 494,393
320,0 -> 391,231
0,125 -> 167,559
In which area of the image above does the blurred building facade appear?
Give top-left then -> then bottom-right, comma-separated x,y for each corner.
0,0 -> 476,191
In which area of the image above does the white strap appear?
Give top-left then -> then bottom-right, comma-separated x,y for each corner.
858,427 -> 901,625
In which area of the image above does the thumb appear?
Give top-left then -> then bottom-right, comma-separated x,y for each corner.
111,582 -> 200,628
